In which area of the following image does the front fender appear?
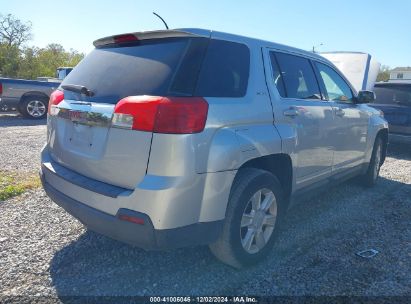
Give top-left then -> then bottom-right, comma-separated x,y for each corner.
365,113 -> 389,162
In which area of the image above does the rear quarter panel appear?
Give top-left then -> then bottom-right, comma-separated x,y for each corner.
147,35 -> 282,176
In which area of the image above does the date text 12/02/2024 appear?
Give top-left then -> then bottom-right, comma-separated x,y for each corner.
149,296 -> 258,303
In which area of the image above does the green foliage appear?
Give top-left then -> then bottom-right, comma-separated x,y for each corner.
0,171 -> 41,201
0,42 -> 84,79
0,184 -> 25,201
0,44 -> 20,77
377,65 -> 391,82
0,14 -> 84,79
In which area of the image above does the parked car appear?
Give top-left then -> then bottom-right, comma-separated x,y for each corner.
0,67 -> 73,118
370,82 -> 411,144
40,29 -> 388,268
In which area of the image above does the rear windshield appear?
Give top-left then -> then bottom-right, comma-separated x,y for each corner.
374,85 -> 411,105
61,37 -> 250,103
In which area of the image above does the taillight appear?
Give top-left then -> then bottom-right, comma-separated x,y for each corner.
48,90 -> 64,115
112,96 -> 208,134
0,83 -> 3,95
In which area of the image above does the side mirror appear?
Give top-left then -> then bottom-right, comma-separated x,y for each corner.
356,90 -> 375,104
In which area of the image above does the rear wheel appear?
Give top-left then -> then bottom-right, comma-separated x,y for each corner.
20,96 -> 48,119
209,168 -> 285,268
361,136 -> 383,187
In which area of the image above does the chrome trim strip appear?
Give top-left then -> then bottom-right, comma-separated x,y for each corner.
57,108 -> 112,127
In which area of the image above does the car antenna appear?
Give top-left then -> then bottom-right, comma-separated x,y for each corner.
153,12 -> 169,30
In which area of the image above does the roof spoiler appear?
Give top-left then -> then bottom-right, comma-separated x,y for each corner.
93,30 -> 207,47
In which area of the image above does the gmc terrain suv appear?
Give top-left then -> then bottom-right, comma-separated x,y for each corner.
40,29 -> 388,268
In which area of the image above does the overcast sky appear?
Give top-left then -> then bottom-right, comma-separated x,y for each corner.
2,0 -> 410,68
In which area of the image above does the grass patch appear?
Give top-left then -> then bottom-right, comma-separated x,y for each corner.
0,171 -> 41,201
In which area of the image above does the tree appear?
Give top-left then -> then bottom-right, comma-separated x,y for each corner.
17,46 -> 41,79
0,14 -> 32,48
0,43 -> 20,77
33,44 -> 84,77
16,44 -> 84,79
377,65 -> 391,82
0,14 -> 84,79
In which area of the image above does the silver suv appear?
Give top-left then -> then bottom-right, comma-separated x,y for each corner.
40,29 -> 388,268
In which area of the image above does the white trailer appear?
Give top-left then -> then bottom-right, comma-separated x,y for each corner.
320,52 -> 380,93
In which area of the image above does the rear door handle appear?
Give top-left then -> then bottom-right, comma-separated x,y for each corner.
334,108 -> 345,117
283,107 -> 299,118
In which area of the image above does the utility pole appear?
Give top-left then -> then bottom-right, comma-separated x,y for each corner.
312,43 -> 323,53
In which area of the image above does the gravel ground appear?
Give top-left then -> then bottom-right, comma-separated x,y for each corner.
0,113 -> 46,172
0,114 -> 410,300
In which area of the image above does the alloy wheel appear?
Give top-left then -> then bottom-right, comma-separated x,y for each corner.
240,188 -> 277,254
27,100 -> 46,118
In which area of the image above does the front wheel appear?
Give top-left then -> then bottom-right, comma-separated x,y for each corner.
20,96 -> 48,119
361,136 -> 384,187
209,168 -> 286,268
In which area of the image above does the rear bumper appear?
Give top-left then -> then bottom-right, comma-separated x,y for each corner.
389,133 -> 411,144
40,169 -> 223,250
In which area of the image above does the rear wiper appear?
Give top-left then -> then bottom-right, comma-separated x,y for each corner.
61,84 -> 94,97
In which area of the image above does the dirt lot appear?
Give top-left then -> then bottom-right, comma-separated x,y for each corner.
0,114 -> 410,300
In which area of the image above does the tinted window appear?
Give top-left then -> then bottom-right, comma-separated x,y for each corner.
274,52 -> 321,99
62,38 -> 208,103
374,85 -> 411,105
316,62 -> 353,102
195,40 -> 250,97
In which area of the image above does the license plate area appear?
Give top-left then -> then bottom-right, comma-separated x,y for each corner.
61,119 -> 109,159
69,122 -> 93,148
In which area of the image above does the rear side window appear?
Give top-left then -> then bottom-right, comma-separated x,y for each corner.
195,40 -> 250,97
374,85 -> 411,105
315,62 -> 353,102
62,38 -> 208,103
272,52 -> 321,100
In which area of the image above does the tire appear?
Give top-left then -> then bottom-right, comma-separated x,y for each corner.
209,168 -> 286,268
20,96 -> 48,119
361,136 -> 383,187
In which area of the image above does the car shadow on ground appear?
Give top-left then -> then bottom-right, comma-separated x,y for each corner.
0,113 -> 46,127
49,174 -> 411,299
49,231 -> 238,297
